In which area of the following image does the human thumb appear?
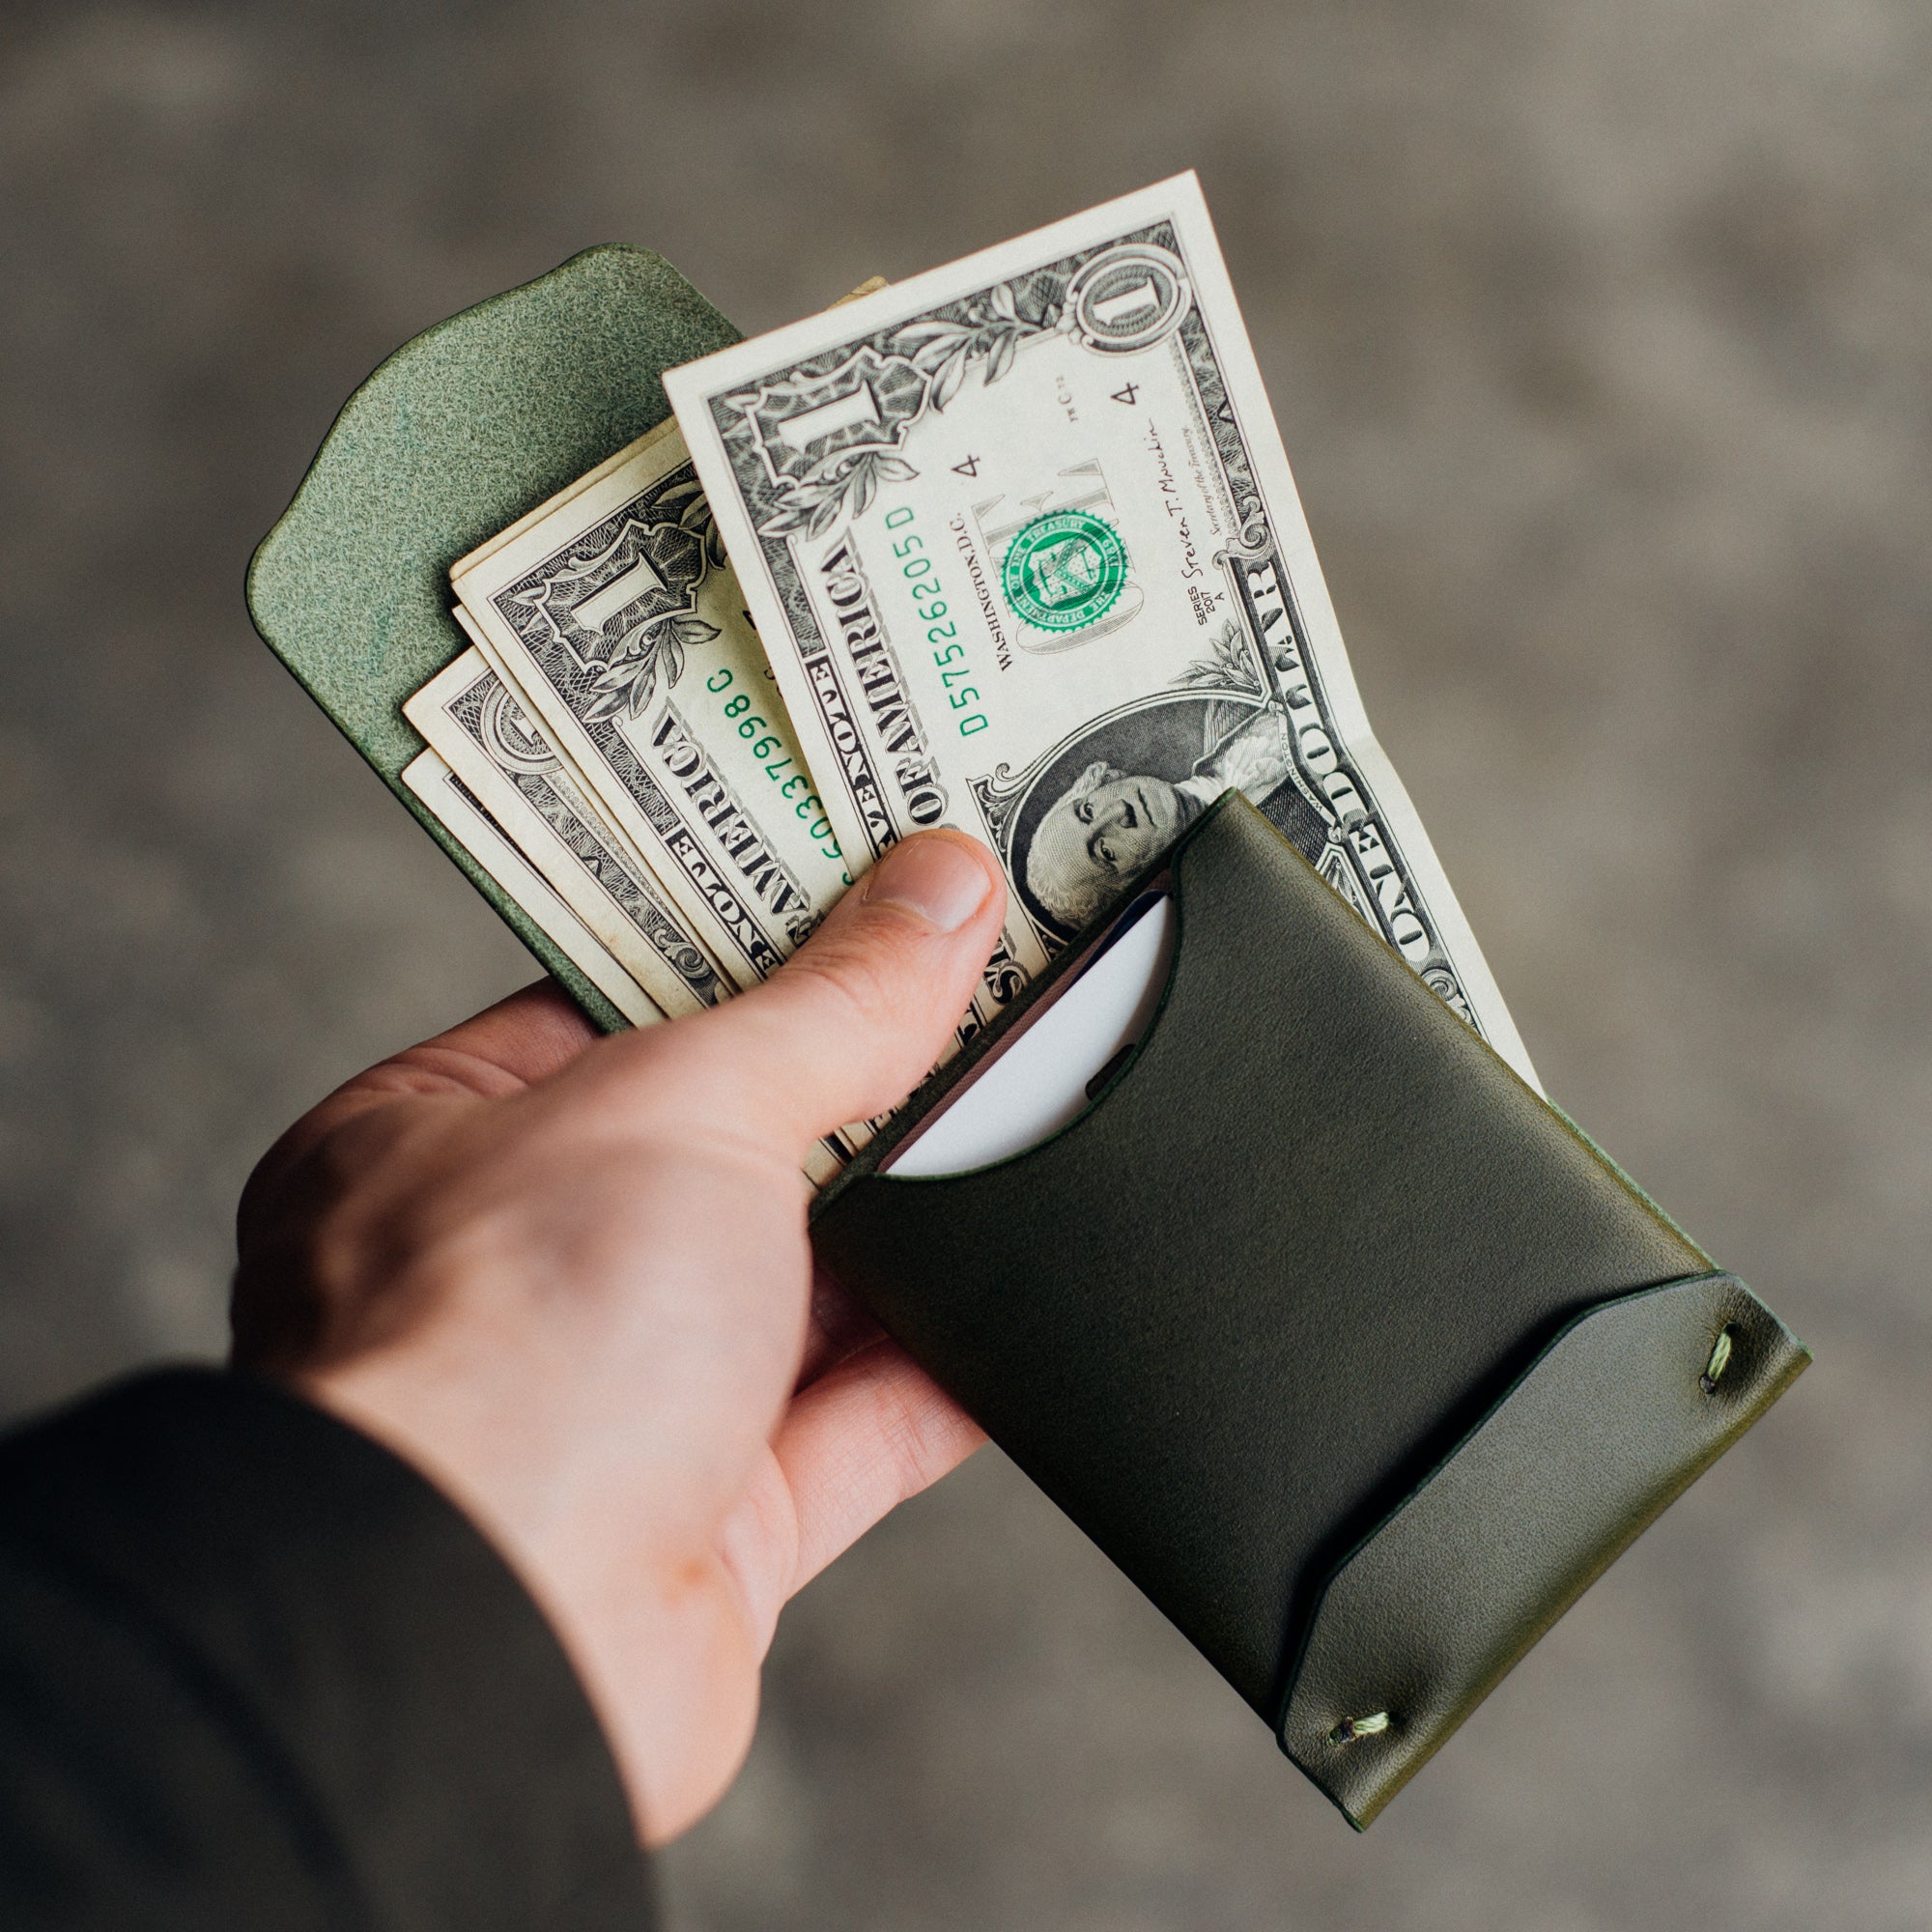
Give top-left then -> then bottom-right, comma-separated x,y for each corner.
644,830 -> 1008,1156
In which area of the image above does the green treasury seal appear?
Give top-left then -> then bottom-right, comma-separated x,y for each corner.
1000,508 -> 1128,633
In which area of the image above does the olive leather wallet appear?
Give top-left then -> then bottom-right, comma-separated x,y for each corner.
811,794 -> 1808,1826
251,251 -> 1809,1830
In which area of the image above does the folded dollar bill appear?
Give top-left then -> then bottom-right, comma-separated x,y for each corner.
400,746 -> 668,1031
405,615 -> 728,1021
448,415 -> 851,994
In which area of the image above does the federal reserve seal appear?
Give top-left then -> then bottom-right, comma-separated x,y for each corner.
1000,509 -> 1128,634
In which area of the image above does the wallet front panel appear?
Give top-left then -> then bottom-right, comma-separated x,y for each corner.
1281,1267 -> 1805,1823
813,797 -> 1719,1720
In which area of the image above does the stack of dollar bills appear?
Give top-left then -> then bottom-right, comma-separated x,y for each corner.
400,175 -> 1536,1177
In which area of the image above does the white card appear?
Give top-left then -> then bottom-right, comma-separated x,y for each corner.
884,894 -> 1176,1178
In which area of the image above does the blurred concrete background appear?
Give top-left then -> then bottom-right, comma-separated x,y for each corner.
2,1 -> 1926,1925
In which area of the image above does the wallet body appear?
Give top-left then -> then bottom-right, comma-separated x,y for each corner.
813,795 -> 1807,1826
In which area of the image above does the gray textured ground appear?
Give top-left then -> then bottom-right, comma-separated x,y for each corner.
3,4 -> 1927,1926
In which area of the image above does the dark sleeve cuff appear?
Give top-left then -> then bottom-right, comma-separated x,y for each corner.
0,1367 -> 653,1930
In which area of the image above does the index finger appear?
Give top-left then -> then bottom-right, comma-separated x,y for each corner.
398,977 -> 605,1091
245,978 -> 604,1206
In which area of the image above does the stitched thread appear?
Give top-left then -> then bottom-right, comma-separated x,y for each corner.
1700,1325 -> 1736,1394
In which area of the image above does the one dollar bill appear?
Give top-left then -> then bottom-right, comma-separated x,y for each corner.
448,413 -> 856,994
404,628 -> 727,1020
665,173 -> 1537,1087
400,746 -> 668,1030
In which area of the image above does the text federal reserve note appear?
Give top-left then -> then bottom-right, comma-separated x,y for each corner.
666,173 -> 1536,1086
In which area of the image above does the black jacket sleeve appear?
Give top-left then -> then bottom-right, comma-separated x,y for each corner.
0,1369 -> 654,1931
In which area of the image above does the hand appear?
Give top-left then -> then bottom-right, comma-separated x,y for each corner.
231,830 -> 1007,1844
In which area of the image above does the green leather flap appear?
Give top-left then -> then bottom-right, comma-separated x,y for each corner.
1281,1269 -> 1807,1828
813,795 -> 1808,1819
246,247 -> 741,1029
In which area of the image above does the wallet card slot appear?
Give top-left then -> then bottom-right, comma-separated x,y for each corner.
883,891 -> 1180,1178
817,858 -> 1189,1194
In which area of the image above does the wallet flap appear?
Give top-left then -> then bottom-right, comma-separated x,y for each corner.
813,795 -> 1726,1724
246,246 -> 740,1029
1281,1269 -> 1808,1828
